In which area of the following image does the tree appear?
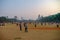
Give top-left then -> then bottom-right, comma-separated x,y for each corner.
39,13 -> 60,23
0,17 -> 7,23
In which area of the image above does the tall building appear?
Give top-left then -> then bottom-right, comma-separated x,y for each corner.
37,14 -> 43,21
21,17 -> 24,20
14,16 -> 17,20
6,16 -> 8,19
14,16 -> 17,22
38,14 -> 40,20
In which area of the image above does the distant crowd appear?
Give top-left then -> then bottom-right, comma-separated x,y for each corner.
0,22 -> 60,32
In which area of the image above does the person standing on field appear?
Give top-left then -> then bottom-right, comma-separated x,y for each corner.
56,23 -> 59,28
24,22 -> 28,32
19,22 -> 22,31
34,23 -> 36,28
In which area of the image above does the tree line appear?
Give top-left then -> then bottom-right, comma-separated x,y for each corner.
39,13 -> 60,23
0,13 -> 60,23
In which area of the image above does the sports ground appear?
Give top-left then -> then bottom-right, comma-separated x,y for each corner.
0,23 -> 60,40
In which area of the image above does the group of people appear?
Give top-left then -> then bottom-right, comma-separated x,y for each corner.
17,22 -> 28,32
17,22 -> 60,32
0,22 -> 59,32
0,22 -> 5,26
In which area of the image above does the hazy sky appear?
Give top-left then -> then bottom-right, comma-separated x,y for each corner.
0,0 -> 60,20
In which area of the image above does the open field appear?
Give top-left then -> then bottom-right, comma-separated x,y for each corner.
0,23 -> 60,40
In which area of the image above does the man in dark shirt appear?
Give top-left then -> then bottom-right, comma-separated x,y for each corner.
24,22 -> 28,32
19,22 -> 22,31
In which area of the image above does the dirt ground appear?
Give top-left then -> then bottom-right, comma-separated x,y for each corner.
0,23 -> 60,40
